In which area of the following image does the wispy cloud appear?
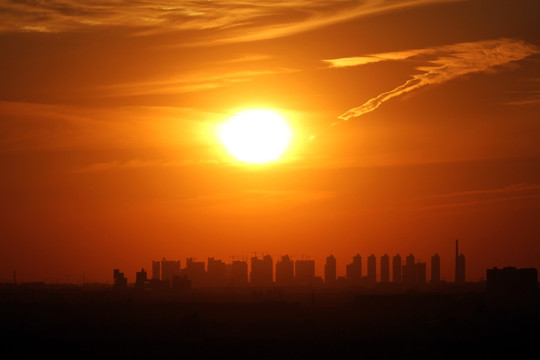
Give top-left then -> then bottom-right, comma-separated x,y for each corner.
323,49 -> 427,68
0,0 -> 459,44
413,183 -> 540,211
0,101 -> 218,152
328,38 -> 539,122
101,68 -> 296,97
505,82 -> 540,106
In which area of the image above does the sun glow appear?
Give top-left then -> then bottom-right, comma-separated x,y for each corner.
218,109 -> 292,164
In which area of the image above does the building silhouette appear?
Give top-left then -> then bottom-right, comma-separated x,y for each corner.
250,255 -> 273,287
325,255 -> 337,284
161,258 -> 181,282
487,267 -> 538,298
346,254 -> 362,284
431,254 -> 440,283
207,257 -> 227,287
185,258 -> 206,288
402,254 -> 417,286
276,255 -> 295,286
135,268 -> 147,290
152,260 -> 160,280
295,259 -> 315,286
392,254 -> 402,283
231,260 -> 248,287
455,240 -> 466,284
381,254 -> 390,283
113,269 -> 127,290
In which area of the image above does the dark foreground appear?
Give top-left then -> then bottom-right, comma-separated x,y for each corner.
1,285 -> 538,359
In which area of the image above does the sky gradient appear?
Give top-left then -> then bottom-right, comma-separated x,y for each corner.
1,0 -> 540,283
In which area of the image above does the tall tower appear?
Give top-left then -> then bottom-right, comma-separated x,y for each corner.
276,255 -> 294,286
250,255 -> 273,287
325,255 -> 337,284
455,240 -> 466,284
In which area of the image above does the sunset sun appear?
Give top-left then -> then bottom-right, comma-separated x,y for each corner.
218,109 -> 292,164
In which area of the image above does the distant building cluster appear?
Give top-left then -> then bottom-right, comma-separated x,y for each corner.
486,266 -> 538,298
113,241 -> 471,290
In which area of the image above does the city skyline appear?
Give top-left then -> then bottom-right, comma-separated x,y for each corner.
1,0 -> 540,285
116,246 -> 463,287
1,237 -> 530,284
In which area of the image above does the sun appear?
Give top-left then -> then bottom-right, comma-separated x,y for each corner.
218,109 -> 292,164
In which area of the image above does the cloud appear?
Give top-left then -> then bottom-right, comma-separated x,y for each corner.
101,68 -> 296,97
413,183 -> 540,211
329,38 -> 539,121
0,0 -> 459,44
323,49 -> 427,68
0,101 -> 218,152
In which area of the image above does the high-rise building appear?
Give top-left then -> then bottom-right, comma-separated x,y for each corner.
367,254 -> 376,284
325,255 -> 337,284
185,258 -> 206,288
392,254 -> 402,283
152,260 -> 160,280
250,255 -> 273,287
135,268 -> 147,290
231,260 -> 248,287
276,255 -> 295,286
486,267 -> 538,297
113,269 -> 127,290
431,254 -> 440,283
402,254 -> 416,286
455,240 -> 466,284
161,258 -> 181,282
295,259 -> 315,286
381,254 -> 390,283
207,257 -> 227,287
346,254 -> 362,284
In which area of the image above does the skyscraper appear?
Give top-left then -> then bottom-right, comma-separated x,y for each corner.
325,255 -> 337,284
276,255 -> 294,286
346,254 -> 362,284
113,269 -> 127,290
402,254 -> 416,286
431,254 -> 440,283
367,254 -> 376,284
185,257 -> 206,288
231,260 -> 248,287
135,268 -> 147,290
381,254 -> 390,283
392,254 -> 402,283
161,258 -> 181,282
207,257 -> 227,287
455,240 -> 466,284
250,255 -> 273,287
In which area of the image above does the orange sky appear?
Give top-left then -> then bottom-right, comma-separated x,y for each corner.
1,0 -> 540,283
